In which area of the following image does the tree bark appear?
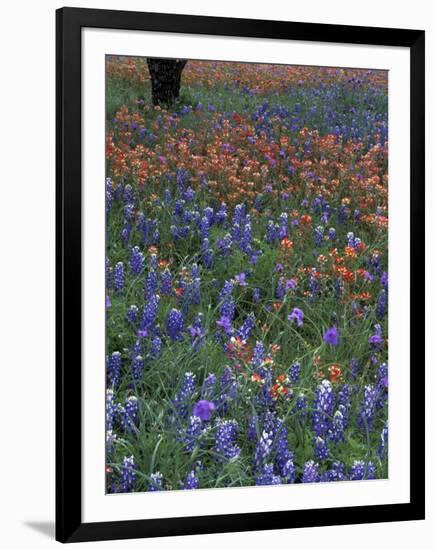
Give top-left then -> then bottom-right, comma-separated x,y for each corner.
146,58 -> 187,107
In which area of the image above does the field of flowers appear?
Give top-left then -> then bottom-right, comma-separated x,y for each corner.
105,57 -> 388,493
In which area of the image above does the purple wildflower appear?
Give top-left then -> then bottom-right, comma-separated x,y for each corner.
323,326 -> 340,346
193,400 -> 216,421
288,307 -> 304,327
167,308 -> 184,341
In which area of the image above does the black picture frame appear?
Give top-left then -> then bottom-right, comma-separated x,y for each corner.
56,6 -> 425,543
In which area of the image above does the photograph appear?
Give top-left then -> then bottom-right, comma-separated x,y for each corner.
104,56 -> 389,493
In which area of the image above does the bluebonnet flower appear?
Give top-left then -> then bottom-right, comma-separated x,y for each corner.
126,305 -> 139,325
369,324 -> 383,348
302,460 -> 319,483
312,380 -> 335,436
201,373 -> 216,399
217,316 -> 232,335
254,429 -> 274,470
289,362 -> 301,384
338,204 -> 348,224
145,269 -> 158,299
215,420 -> 241,460
167,308 -> 184,341
160,269 -> 172,296
323,326 -> 340,346
149,336 -> 162,358
113,262 -> 124,292
281,458 -> 297,483
181,470 -> 199,490
173,372 -> 196,420
107,351 -> 122,387
238,313 -> 256,340
354,208 -> 361,223
129,246 -> 144,275
234,272 -> 248,286
273,418 -> 294,474
119,396 -> 138,433
247,415 -> 258,442
193,400 -> 216,421
376,289 -> 387,319
380,271 -> 389,289
358,385 -> 379,432
215,202 -> 227,225
148,472 -> 163,491
328,227 -> 336,240
216,234 -> 233,258
314,225 -> 324,247
130,355 -> 144,383
251,341 -> 266,369
349,460 -> 376,480
288,307 -> 304,327
252,288 -> 261,303
183,415 -> 204,452
183,186 -> 196,203
120,456 -> 136,492
106,389 -> 117,432
293,393 -> 308,420
256,464 -> 282,486
202,242 -> 214,268
314,436 -> 329,460
328,408 -> 346,443
320,461 -> 347,482
140,294 -> 160,332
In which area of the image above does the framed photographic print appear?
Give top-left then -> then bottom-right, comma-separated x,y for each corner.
56,7 -> 425,543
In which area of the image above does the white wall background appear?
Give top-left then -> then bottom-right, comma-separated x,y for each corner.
0,0 -> 433,548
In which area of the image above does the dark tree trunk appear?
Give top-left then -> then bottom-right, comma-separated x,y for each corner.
146,58 -> 187,107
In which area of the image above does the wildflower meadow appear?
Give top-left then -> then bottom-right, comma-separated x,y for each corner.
105,57 -> 388,493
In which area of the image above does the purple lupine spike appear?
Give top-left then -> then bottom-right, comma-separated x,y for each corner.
376,289 -> 387,319
167,308 -> 184,341
238,313 -> 256,340
140,294 -> 160,332
215,420 -> 241,460
312,380 -> 335,437
302,460 -> 319,483
314,436 -> 329,460
181,470 -> 199,490
107,351 -> 122,387
106,389 -> 117,432
113,262 -> 124,292
314,225 -> 324,247
129,246 -> 144,275
145,269 -> 158,299
119,396 -> 138,433
183,415 -> 204,452
149,336 -> 162,358
358,385 -> 379,432
255,463 -> 282,486
160,268 -> 173,296
289,362 -> 301,384
148,472 -> 163,491
126,305 -> 139,325
120,456 -> 136,492
293,393 -> 308,420
350,460 -> 376,480
130,355 -> 144,383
